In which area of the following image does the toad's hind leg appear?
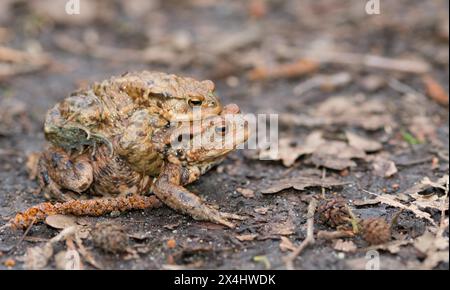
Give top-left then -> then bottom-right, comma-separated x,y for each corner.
153,163 -> 245,228
39,147 -> 93,201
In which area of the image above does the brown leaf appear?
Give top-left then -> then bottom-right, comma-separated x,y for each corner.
367,240 -> 412,254
405,175 -> 449,212
279,237 -> 296,252
23,244 -> 53,270
45,214 -> 77,230
311,140 -> 366,170
352,199 -> 380,207
422,75 -> 449,106
372,155 -> 398,177
310,154 -> 357,171
235,234 -> 258,242
333,239 -> 357,253
254,207 -> 269,215
413,229 -> 449,269
314,141 -> 367,160
368,193 -> 436,225
345,131 -> 382,152
236,188 -> 255,198
313,96 -> 393,130
261,176 -> 349,194
259,131 -> 324,167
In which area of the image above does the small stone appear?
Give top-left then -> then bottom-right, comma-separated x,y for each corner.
92,222 -> 129,253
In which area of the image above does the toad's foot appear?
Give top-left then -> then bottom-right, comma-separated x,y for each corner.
9,195 -> 162,230
153,163 -> 245,228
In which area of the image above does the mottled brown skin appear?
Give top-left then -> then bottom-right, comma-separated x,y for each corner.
37,104 -> 248,228
44,71 -> 222,174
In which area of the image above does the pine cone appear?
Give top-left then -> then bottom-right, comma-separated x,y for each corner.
317,199 -> 351,228
92,222 -> 129,253
361,218 -> 391,245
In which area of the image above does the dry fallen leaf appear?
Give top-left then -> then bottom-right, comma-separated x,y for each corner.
313,96 -> 394,131
45,215 -> 77,230
372,155 -> 398,178
311,140 -> 366,170
24,244 -> 54,270
265,217 -> 295,236
405,175 -> 449,212
422,75 -> 449,106
367,192 -> 436,225
259,131 -> 324,167
352,199 -> 380,207
279,236 -> 296,252
235,234 -> 258,242
345,131 -> 382,152
260,130 -> 367,170
333,239 -> 357,253
254,207 -> 269,215
261,176 -> 349,194
364,239 -> 412,254
23,226 -> 78,269
413,229 -> 449,269
236,188 -> 255,198
310,154 -> 357,171
55,249 -> 82,270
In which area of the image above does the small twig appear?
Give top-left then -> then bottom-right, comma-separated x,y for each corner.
316,230 -> 355,240
388,79 -> 426,98
300,50 -> 430,74
293,72 -> 352,96
321,167 -> 327,199
9,217 -> 36,253
284,198 -> 318,270
396,156 -> 434,167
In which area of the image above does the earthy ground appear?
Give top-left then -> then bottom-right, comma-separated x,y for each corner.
0,0 -> 448,270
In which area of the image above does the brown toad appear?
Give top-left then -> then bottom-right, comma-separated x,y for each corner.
11,103 -> 248,229
42,71 -> 223,198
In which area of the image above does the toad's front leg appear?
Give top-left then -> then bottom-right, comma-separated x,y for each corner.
152,163 -> 244,228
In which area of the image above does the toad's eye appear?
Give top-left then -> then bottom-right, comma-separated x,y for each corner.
188,98 -> 203,107
215,125 -> 227,136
